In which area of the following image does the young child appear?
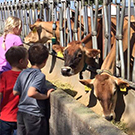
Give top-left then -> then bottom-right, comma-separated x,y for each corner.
13,43 -> 54,135
0,46 -> 28,135
0,16 -> 23,75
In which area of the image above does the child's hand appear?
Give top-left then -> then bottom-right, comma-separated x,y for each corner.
47,88 -> 55,98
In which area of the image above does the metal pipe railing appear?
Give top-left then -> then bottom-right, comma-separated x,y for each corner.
127,0 -> 131,80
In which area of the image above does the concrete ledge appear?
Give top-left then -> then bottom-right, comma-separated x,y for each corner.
49,89 -> 127,135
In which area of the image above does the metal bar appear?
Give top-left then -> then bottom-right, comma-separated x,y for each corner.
108,0 -> 111,53
118,0 -> 126,79
127,0 -> 131,80
103,0 -> 109,59
82,0 -> 87,38
66,1 -> 72,42
132,0 -> 135,81
43,2 -> 48,21
116,3 -> 120,77
93,0 -> 98,50
62,1 -> 67,46
73,0 -> 78,41
59,7 -> 64,47
79,0 -> 82,40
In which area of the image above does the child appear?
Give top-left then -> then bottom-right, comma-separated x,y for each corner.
13,44 -> 54,135
0,46 -> 28,135
0,16 -> 23,75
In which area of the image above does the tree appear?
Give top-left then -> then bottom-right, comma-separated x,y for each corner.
89,0 -> 103,5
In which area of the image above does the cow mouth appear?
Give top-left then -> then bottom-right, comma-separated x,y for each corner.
61,66 -> 74,76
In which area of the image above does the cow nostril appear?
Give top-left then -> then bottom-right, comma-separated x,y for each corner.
110,115 -> 113,121
66,68 -> 71,73
61,67 -> 72,76
105,115 -> 113,121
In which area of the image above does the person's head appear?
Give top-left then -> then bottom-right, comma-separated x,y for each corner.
28,43 -> 49,68
4,16 -> 22,35
5,46 -> 28,70
2,16 -> 22,50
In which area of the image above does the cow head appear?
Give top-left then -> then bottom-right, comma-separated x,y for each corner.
24,19 -> 53,44
52,41 -> 100,76
61,41 -> 100,76
79,73 -> 129,121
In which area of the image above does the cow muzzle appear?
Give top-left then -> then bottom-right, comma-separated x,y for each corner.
61,66 -> 74,76
103,113 -> 114,121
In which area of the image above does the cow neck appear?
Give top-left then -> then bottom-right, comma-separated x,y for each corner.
101,42 -> 116,75
41,21 -> 56,33
96,69 -> 113,76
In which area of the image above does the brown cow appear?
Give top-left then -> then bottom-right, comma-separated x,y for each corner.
52,17 -> 117,77
24,16 -> 99,44
79,16 -> 135,121
58,40 -> 100,77
24,17 -> 103,78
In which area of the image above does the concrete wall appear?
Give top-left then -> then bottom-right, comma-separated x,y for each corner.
49,89 -> 127,135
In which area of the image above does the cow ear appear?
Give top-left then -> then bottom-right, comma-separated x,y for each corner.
36,18 -> 42,22
79,79 -> 94,92
84,48 -> 100,58
79,79 -> 94,87
52,45 -> 64,58
52,45 -> 64,52
29,24 -> 36,30
115,78 -> 129,92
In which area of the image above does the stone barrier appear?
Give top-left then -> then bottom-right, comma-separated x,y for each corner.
49,89 -> 127,135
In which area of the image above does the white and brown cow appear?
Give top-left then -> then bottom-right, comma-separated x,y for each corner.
79,16 -> 135,121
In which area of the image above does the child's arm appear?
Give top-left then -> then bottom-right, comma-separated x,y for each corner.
13,90 -> 20,96
27,87 -> 54,100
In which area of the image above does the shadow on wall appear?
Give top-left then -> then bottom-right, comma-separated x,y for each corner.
114,89 -> 127,121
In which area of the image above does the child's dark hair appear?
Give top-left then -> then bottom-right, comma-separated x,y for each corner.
28,43 -> 49,65
5,46 -> 27,66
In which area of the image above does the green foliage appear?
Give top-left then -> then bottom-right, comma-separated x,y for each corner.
86,0 -> 103,5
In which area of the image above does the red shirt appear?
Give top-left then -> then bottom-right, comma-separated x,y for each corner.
0,70 -> 21,122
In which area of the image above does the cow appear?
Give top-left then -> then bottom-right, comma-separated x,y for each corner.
52,17 -> 117,78
56,40 -> 101,77
24,16 -> 100,44
24,16 -> 103,78
79,16 -> 135,121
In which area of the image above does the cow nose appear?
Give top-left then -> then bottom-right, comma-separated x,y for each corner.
61,67 -> 72,76
105,115 -> 113,121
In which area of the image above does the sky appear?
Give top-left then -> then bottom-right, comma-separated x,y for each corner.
0,0 -> 127,3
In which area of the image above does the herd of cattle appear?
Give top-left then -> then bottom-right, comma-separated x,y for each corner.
24,15 -> 135,121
